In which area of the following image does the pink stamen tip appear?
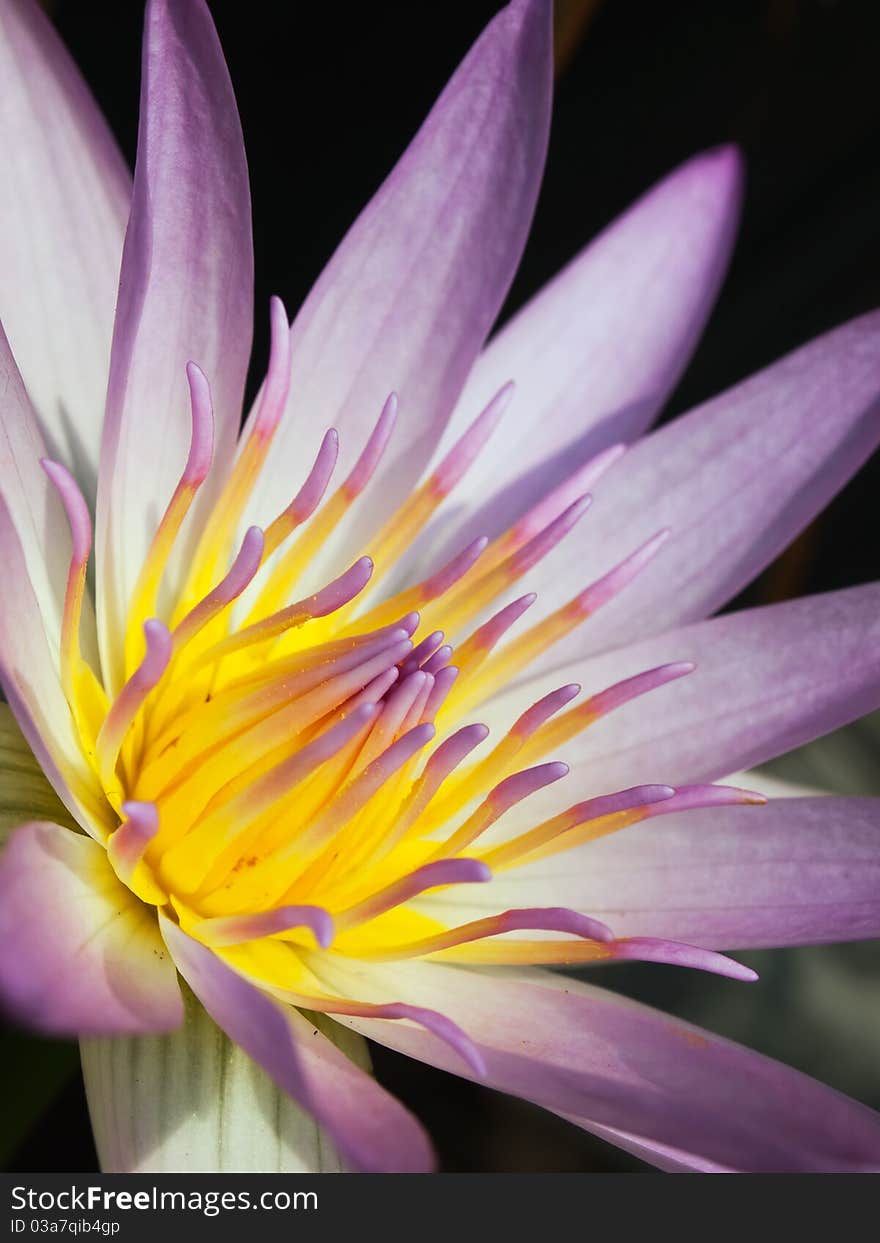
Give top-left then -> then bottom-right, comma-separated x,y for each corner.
421,644 -> 453,676
576,528 -> 670,615
467,593 -> 536,655
344,393 -> 398,499
423,722 -> 489,784
133,620 -> 173,691
114,800 -> 159,859
352,666 -> 400,708
611,938 -> 759,982
287,428 -> 339,523
645,784 -> 768,816
393,611 -> 421,638
578,441 -> 628,488
488,762 -> 569,815
431,382 -> 514,496
108,801 -> 160,879
339,858 -> 491,929
380,669 -> 429,725
494,906 -> 614,944
513,683 -> 582,738
588,662 -> 694,718
120,800 -> 160,838
252,295 -> 292,437
199,903 -> 334,949
325,701 -> 382,748
342,639 -> 413,709
512,456 -> 612,543
567,784 -> 676,826
369,1004 -> 487,1078
400,630 -> 445,676
374,722 -> 436,775
408,672 -> 435,727
422,536 -> 489,600
422,664 -> 459,717
96,621 -> 173,781
41,459 -> 92,566
172,529 -> 265,650
512,494 -> 592,575
306,557 -> 374,618
217,526 -> 265,602
182,362 -> 216,484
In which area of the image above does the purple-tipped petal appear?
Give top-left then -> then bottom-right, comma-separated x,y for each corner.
160,916 -> 435,1172
417,145 -> 742,563
96,0 -> 254,692
317,959 -> 880,1172
530,310 -> 880,665
246,0 -> 553,571
0,822 -> 182,1035
0,0 -> 130,494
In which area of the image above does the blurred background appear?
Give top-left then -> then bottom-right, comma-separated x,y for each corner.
3,0 -> 880,1171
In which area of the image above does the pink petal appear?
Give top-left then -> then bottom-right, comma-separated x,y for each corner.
0,0 -> 130,497
318,959 -> 880,1172
458,796 -> 880,951
0,822 -> 182,1035
96,0 -> 254,691
247,0 -> 553,573
424,145 -> 742,555
160,916 -> 435,1173
526,311 -> 880,665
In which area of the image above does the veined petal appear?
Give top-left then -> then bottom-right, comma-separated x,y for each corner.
81,988 -> 348,1172
97,0 -> 253,692
482,583 -> 880,797
317,959 -> 880,1172
0,0 -> 130,501
422,146 -> 742,555
526,311 -> 880,663
0,323 -> 70,643
160,917 -> 435,1173
418,797 -> 880,951
0,822 -> 182,1035
0,703 -> 78,847
248,0 -> 553,571
565,1120 -> 735,1172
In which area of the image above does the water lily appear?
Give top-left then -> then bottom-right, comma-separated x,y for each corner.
0,0 -> 879,1174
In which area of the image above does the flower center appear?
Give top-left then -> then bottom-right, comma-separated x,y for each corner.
43,307 -> 762,1004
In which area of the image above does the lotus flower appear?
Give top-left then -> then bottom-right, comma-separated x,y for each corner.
0,0 -> 879,1175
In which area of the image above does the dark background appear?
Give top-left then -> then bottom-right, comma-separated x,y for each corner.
4,0 -> 880,1172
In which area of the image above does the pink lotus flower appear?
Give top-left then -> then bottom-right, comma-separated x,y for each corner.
0,0 -> 879,1173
